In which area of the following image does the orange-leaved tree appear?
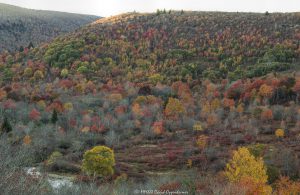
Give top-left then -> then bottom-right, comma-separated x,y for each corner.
274,176 -> 300,195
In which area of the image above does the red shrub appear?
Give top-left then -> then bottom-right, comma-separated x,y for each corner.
29,108 -> 41,121
261,109 -> 273,121
3,99 -> 16,110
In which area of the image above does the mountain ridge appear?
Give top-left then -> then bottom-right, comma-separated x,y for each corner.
0,3 -> 100,52
23,11 -> 299,83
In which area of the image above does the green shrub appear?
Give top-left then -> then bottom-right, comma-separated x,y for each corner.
23,67 -> 33,77
247,144 -> 267,158
246,62 -> 292,78
261,45 -> 295,63
47,151 -> 63,166
60,68 -> 69,77
167,49 -> 195,61
3,68 -> 13,81
44,40 -> 82,68
149,73 -> 164,84
266,165 -> 280,183
81,146 -> 115,177
33,70 -> 44,80
77,66 -> 89,74
202,68 -> 222,81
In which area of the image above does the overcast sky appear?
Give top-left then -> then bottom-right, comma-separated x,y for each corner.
0,0 -> 299,16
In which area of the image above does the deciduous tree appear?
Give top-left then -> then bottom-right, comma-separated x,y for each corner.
225,147 -> 269,184
164,98 -> 186,118
81,146 -> 115,177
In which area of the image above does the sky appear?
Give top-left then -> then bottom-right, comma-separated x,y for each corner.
0,0 -> 299,16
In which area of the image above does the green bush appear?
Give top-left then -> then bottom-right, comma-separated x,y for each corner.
47,151 -> 63,166
81,146 -> 115,177
44,40 -> 82,68
3,68 -> 13,81
60,69 -> 69,78
246,62 -> 292,78
77,66 -> 89,74
266,165 -> 280,183
261,45 -> 295,63
247,144 -> 267,158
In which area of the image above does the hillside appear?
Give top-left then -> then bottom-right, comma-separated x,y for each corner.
5,11 -> 298,83
0,3 -> 99,52
1,11 -> 300,194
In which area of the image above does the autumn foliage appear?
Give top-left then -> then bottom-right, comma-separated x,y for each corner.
0,11 -> 299,194
152,121 -> 164,135
274,176 -> 300,195
225,147 -> 271,194
29,109 -> 41,121
81,146 -> 115,177
164,98 -> 186,118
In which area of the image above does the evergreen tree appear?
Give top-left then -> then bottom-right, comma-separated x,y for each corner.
156,9 -> 161,15
19,46 -> 24,52
51,109 -> 58,124
1,117 -> 12,134
28,41 -> 34,49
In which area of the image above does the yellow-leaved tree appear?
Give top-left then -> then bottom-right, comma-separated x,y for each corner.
225,147 -> 272,195
164,98 -> 186,118
82,146 -> 115,177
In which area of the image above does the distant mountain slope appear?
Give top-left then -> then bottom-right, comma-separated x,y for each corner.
8,11 -> 297,83
0,3 -> 100,52
0,11 -> 299,84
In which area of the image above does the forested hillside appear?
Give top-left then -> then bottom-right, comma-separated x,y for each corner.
5,11 -> 298,83
0,3 -> 99,52
1,11 -> 300,194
